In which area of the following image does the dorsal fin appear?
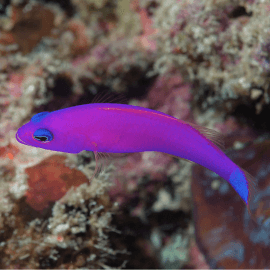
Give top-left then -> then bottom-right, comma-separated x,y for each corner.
187,122 -> 225,150
91,90 -> 127,104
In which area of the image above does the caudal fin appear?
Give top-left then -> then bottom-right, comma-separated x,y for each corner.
242,169 -> 258,220
229,168 -> 258,220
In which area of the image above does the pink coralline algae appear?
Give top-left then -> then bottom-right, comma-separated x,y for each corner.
8,73 -> 24,98
68,19 -> 91,56
0,143 -> 20,161
24,155 -> 89,211
188,240 -> 210,269
147,73 -> 192,119
192,134 -> 270,268
131,1 -> 158,52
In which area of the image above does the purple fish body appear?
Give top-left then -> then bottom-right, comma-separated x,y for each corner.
16,103 -> 257,213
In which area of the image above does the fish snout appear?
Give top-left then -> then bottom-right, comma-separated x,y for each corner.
16,127 -> 29,145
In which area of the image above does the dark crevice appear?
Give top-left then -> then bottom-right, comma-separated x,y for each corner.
231,102 -> 270,132
50,74 -> 73,97
228,6 -> 252,19
38,0 -> 74,17
0,0 -> 11,15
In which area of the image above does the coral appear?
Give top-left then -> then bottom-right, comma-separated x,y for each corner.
0,142 -> 19,161
2,0 -> 270,268
8,73 -> 24,98
146,72 -> 192,119
71,40 -> 155,95
0,147 -> 17,215
131,1 -> 158,51
0,176 -> 128,268
160,233 -> 189,268
151,0 -> 270,113
70,0 -> 117,25
67,19 -> 91,55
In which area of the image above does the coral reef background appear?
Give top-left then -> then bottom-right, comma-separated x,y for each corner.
1,0 -> 270,268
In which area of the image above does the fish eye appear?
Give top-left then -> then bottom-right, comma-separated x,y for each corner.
33,128 -> 53,143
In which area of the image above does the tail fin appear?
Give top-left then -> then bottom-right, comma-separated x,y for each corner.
229,168 -> 258,220
242,169 -> 258,221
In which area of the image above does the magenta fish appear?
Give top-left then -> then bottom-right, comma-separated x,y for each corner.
16,103 -> 257,215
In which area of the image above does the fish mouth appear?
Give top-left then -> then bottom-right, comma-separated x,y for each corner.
16,132 -> 28,145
